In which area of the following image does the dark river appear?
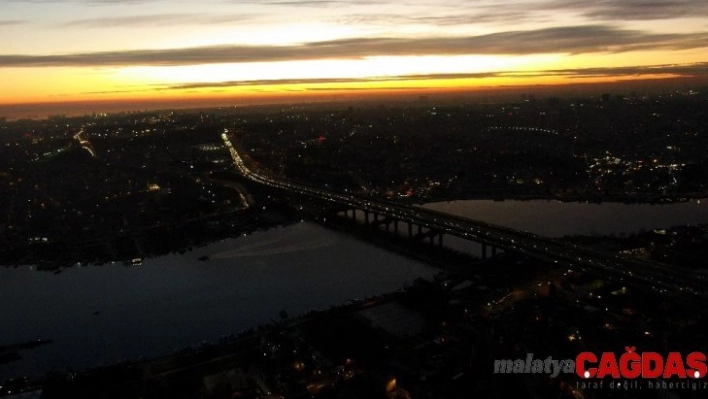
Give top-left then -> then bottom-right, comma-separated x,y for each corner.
3,199 -> 707,381
0,222 -> 435,380
421,199 -> 708,237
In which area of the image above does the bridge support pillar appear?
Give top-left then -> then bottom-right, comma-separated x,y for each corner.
492,246 -> 497,256
364,211 -> 369,224
482,243 -> 488,259
437,233 -> 443,247
351,209 -> 356,220
394,220 -> 399,234
408,222 -> 413,237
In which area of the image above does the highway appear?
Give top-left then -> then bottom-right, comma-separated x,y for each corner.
73,128 -> 97,158
221,132 -> 708,307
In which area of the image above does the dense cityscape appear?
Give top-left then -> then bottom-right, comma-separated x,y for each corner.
4,0 -> 708,396
1,86 -> 708,398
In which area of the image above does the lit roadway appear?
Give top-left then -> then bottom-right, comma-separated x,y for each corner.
73,128 -> 97,158
222,133 -> 708,308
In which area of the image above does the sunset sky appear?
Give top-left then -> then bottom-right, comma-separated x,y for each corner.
1,0 -> 708,111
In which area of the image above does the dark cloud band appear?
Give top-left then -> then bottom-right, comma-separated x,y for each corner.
1,25 -> 707,68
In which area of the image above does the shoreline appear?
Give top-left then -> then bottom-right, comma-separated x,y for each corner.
408,192 -> 707,206
2,193 -> 706,270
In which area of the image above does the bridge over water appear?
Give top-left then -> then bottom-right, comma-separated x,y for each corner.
221,132 -> 708,308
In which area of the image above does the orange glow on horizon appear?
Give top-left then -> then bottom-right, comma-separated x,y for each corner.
0,72 -> 691,107
2,47 -> 703,107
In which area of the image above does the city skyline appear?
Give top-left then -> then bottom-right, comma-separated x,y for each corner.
2,0 -> 708,114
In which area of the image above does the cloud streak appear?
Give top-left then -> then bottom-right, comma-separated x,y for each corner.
64,13 -> 257,28
75,62 -> 704,94
15,0 -> 165,4
0,20 -> 25,26
543,0 -> 708,21
1,25 -> 707,68
337,9 -> 548,27
236,0 -> 380,8
328,0 -> 708,25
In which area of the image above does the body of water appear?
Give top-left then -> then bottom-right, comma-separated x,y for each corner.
421,199 -> 708,237
6,199 -> 706,380
0,222 -> 435,380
